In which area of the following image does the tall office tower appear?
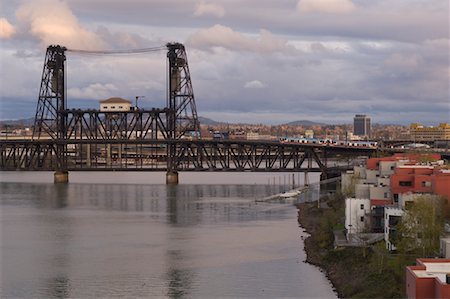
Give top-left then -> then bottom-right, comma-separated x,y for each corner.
353,114 -> 371,138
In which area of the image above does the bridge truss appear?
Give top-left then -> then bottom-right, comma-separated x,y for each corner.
1,43 -> 379,182
0,139 -> 374,173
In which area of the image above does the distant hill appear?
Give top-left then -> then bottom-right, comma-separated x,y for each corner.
282,120 -> 326,127
0,117 -> 34,127
198,116 -> 221,125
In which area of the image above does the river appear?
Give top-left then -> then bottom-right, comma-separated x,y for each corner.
0,172 -> 337,298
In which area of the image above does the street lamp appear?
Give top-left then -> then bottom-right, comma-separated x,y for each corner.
135,95 -> 145,109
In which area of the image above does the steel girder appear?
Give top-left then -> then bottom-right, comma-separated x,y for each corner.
173,141 -> 324,172
63,109 -> 170,140
33,45 -> 66,140
1,140 -> 332,172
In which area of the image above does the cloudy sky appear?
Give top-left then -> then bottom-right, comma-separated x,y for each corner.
0,0 -> 449,124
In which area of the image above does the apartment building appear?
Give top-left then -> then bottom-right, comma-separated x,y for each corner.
342,153 -> 449,250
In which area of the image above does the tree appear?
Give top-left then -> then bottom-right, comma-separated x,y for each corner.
396,195 -> 446,257
342,173 -> 359,197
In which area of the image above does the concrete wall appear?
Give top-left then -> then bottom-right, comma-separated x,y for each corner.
379,161 -> 397,176
384,207 -> 404,251
100,102 -> 131,112
370,185 -> 390,201
354,166 -> 366,179
366,169 -> 378,184
440,237 -> 450,258
345,198 -> 371,235
355,184 -> 370,199
377,177 -> 390,187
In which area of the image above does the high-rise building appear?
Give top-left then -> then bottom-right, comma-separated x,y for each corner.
353,114 -> 371,138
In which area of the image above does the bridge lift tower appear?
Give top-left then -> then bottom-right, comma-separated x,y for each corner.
32,43 -> 200,183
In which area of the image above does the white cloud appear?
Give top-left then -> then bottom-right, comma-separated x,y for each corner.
244,80 -> 265,89
297,0 -> 356,14
193,1 -> 225,18
0,18 -> 16,39
15,0 -> 105,49
187,24 -> 293,53
68,83 -> 118,100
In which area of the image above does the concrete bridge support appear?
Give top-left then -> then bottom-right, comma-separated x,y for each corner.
166,171 -> 179,185
54,171 -> 69,183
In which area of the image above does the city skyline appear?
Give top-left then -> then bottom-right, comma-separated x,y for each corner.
0,0 -> 449,125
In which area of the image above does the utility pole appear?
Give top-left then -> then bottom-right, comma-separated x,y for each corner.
135,95 -> 144,109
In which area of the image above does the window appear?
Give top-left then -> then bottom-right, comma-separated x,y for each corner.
399,181 -> 412,187
360,216 -> 364,222
390,166 -> 395,170
422,181 -> 431,187
384,192 -> 388,198
103,106 -> 107,109
393,194 -> 399,202
119,106 -> 123,109
360,204 -> 364,210
389,216 -> 400,226
111,106 -> 115,109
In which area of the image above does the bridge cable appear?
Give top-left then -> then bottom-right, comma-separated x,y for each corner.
66,46 -> 167,55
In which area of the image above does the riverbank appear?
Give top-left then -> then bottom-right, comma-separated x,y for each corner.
297,194 -> 406,298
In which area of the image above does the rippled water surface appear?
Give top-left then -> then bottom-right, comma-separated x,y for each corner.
0,172 -> 336,298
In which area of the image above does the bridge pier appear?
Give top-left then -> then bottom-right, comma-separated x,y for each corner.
54,171 -> 69,183
166,171 -> 179,185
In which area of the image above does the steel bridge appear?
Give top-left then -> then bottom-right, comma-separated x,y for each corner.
0,43 -> 378,183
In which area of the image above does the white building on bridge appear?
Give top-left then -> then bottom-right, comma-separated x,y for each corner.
100,97 -> 132,112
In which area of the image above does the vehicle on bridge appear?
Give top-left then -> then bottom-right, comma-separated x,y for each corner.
279,137 -> 378,148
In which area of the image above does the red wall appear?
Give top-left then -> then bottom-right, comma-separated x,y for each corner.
371,199 -> 393,206
435,278 -> 450,299
432,172 -> 450,200
391,167 -> 435,196
406,265 -> 435,299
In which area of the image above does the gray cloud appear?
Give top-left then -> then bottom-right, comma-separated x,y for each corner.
0,0 -> 448,125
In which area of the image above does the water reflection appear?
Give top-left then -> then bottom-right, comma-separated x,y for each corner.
165,249 -> 195,298
46,276 -> 70,299
0,180 -> 336,298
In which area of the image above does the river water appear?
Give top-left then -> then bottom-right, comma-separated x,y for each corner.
0,172 -> 337,298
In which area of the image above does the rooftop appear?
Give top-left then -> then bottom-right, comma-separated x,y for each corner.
412,261 -> 450,284
99,97 -> 132,104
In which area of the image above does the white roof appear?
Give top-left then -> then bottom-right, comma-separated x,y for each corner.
100,97 -> 132,104
414,262 -> 450,284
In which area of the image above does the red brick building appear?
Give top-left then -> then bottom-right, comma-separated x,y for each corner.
406,258 -> 450,299
367,153 -> 441,171
391,166 -> 450,202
